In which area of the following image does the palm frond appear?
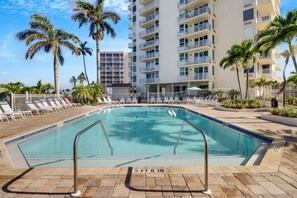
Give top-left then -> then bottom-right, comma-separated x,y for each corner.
57,47 -> 64,65
102,11 -> 121,24
25,41 -> 47,59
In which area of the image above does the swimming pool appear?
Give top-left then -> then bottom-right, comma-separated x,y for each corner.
15,107 -> 269,167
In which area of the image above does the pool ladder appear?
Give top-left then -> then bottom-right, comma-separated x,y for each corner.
71,120 -> 113,197
174,120 -> 211,195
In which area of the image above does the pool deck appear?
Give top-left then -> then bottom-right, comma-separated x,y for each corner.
0,104 -> 296,197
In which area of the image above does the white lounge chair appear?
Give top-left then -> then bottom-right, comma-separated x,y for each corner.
164,97 -> 170,103
0,101 -> 25,120
156,97 -> 162,104
97,98 -> 105,105
126,98 -> 132,104
0,111 -> 9,122
54,98 -> 68,109
26,101 -> 42,114
132,97 -> 137,104
48,99 -> 63,111
119,98 -> 125,104
60,99 -> 73,108
35,101 -> 54,113
169,97 -> 174,103
150,97 -> 156,103
103,97 -> 111,104
107,96 -> 118,104
40,100 -> 60,111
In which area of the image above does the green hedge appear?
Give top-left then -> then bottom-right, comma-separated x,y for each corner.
270,107 -> 297,118
221,99 -> 262,109
286,97 -> 297,106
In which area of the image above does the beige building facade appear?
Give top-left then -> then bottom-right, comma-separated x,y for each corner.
128,0 -> 281,95
99,52 -> 130,89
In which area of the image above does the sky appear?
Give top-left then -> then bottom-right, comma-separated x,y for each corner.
0,0 -> 296,89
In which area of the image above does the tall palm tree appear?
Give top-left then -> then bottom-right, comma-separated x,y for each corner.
0,82 -> 25,94
16,14 -> 80,97
72,85 -> 92,104
70,76 -> 78,87
254,9 -> 297,72
252,78 -> 269,98
33,80 -> 53,94
279,50 -> 291,107
237,40 -> 257,99
78,72 -> 87,84
72,0 -> 121,84
77,41 -> 93,85
287,72 -> 297,85
220,44 -> 243,99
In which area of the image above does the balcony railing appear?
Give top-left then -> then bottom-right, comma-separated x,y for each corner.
177,0 -> 196,8
139,27 -> 159,38
139,52 -> 159,61
257,0 -> 272,5
144,65 -> 159,72
177,73 -> 211,82
257,14 -> 272,23
139,39 -> 159,49
139,12 -> 159,26
139,0 -> 159,15
177,39 -> 212,52
259,52 -> 277,62
178,7 -> 211,23
178,57 -> 211,66
178,23 -> 211,37
146,78 -> 159,84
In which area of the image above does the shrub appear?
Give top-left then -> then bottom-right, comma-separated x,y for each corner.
286,97 -> 297,106
226,89 -> 240,99
270,107 -> 297,118
221,99 -> 262,109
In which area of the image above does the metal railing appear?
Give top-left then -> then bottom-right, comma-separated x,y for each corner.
71,120 -> 113,197
173,119 -> 211,195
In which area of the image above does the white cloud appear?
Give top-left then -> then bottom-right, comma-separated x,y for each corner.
0,72 -> 9,75
104,0 -> 130,15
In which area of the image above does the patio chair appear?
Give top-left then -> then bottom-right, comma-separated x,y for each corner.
53,98 -> 67,109
48,99 -> 64,110
60,99 -> 73,108
164,96 -> 170,103
97,98 -> 105,105
107,96 -> 118,104
64,98 -> 81,106
0,111 -> 9,122
103,97 -> 111,104
0,101 -> 25,120
150,97 -> 156,103
156,97 -> 162,104
169,97 -> 174,103
126,97 -> 132,104
41,99 -> 61,111
35,101 -> 54,113
119,98 -> 125,104
132,97 -> 138,104
26,101 -> 42,115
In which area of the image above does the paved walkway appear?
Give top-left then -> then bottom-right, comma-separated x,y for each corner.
0,104 -> 296,197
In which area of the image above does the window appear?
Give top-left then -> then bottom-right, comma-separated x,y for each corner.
212,66 -> 214,76
132,66 -> 137,72
133,15 -> 136,22
180,68 -> 188,76
133,76 -> 137,83
244,26 -> 255,39
132,5 -> 136,13
133,46 -> 136,52
243,9 -> 254,21
133,56 -> 137,62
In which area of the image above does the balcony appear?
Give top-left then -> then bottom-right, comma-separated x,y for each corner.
128,23 -> 133,30
128,71 -> 137,77
139,0 -> 159,16
142,65 -> 159,73
177,23 -> 212,38
178,57 -> 212,67
177,0 -> 212,10
257,14 -> 273,30
258,52 -> 277,65
261,69 -> 277,80
145,78 -> 159,84
139,0 -> 153,5
139,39 -> 159,50
178,6 -> 211,24
128,3 -> 132,10
139,12 -> 159,28
177,39 -> 212,52
139,52 -> 159,62
177,73 -> 211,82
256,0 -> 280,15
139,27 -> 159,39
128,52 -> 133,58
128,33 -> 133,39
128,42 -> 135,48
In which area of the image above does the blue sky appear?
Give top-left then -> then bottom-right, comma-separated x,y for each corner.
0,0 -> 296,89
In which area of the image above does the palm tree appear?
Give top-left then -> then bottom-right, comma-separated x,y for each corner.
220,44 -> 243,99
237,40 -> 257,99
77,41 -> 93,85
78,72 -> 87,84
16,14 -> 80,97
0,82 -> 25,94
278,50 -> 291,107
252,78 -> 270,98
70,76 -> 78,87
254,9 -> 297,72
72,0 -> 121,84
33,80 -> 53,94
287,72 -> 297,85
72,85 -> 92,104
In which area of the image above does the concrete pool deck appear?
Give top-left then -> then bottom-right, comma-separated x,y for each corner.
0,104 -> 296,197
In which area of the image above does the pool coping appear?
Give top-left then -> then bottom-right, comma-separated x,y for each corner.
0,104 -> 285,174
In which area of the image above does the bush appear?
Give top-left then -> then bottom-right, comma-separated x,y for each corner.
226,89 -> 240,99
221,99 -> 262,109
270,107 -> 297,118
286,97 -> 297,106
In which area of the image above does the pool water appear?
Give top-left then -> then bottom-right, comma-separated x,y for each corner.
18,107 -> 264,167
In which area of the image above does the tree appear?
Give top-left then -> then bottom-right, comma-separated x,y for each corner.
16,14 -> 80,97
287,72 -> 297,85
77,72 -> 87,85
0,82 -> 25,94
70,76 -> 78,87
72,0 -> 121,84
77,41 -> 93,85
254,9 -> 297,72
252,78 -> 273,98
220,44 -> 243,99
72,85 -> 92,104
32,80 -> 53,94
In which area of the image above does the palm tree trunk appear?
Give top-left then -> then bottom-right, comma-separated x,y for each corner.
53,56 -> 60,98
245,68 -> 249,99
96,39 -> 101,84
236,66 -> 243,100
83,55 -> 90,85
288,42 -> 297,72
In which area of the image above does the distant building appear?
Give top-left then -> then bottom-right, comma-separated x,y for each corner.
99,52 -> 130,89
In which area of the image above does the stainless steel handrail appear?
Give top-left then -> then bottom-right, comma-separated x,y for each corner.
173,119 -> 211,195
71,120 -> 113,197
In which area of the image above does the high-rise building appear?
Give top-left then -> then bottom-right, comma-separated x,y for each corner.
99,52 -> 130,88
128,0 -> 281,95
